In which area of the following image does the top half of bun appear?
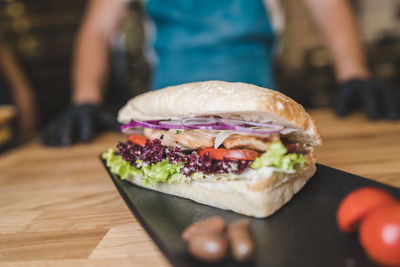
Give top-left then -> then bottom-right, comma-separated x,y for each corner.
118,81 -> 322,146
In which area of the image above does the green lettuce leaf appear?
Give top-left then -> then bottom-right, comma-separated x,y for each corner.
102,149 -> 189,185
250,141 -> 305,171
141,159 -> 189,186
102,149 -> 142,179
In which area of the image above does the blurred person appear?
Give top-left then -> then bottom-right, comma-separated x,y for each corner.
42,0 -> 399,147
0,42 -> 37,136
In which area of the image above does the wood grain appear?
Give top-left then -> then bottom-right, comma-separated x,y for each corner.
0,108 -> 399,266
311,109 -> 400,187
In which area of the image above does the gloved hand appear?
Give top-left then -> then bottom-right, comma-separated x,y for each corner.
333,79 -> 400,120
42,104 -> 120,146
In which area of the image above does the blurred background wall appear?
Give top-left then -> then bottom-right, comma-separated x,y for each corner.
1,0 -> 400,125
1,0 -> 84,126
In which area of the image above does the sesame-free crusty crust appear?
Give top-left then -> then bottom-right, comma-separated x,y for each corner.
124,162 -> 316,218
118,81 -> 322,146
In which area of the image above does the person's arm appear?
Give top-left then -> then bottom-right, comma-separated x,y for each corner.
301,0 -> 369,82
302,0 -> 399,120
0,43 -> 36,133
72,0 -> 127,105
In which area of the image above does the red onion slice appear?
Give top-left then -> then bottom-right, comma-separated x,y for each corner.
218,119 -> 282,129
219,120 -> 283,135
120,117 -> 284,135
219,119 -> 247,126
244,121 -> 280,128
182,117 -> 219,126
220,119 -> 280,128
182,117 -> 225,130
146,120 -> 162,125
186,124 -> 226,130
120,119 -> 167,132
158,120 -> 192,129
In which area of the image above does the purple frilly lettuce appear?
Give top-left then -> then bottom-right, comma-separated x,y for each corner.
117,139 -> 251,176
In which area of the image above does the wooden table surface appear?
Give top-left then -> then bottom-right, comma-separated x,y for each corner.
0,108 -> 399,266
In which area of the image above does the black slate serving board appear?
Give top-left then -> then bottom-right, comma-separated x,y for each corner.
100,158 -> 400,267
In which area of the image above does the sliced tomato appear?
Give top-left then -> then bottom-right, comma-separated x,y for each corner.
336,187 -> 397,233
198,148 -> 261,161
127,134 -> 148,147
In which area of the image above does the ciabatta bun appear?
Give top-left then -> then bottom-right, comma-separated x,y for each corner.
124,162 -> 316,218
118,81 -> 321,146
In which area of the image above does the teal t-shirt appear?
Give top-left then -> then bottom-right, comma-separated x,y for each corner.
144,0 -> 276,90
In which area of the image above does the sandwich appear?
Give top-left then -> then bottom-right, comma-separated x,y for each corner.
102,81 -> 322,218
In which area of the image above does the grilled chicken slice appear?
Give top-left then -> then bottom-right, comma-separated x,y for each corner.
143,128 -> 163,140
174,130 -> 215,149
223,134 -> 280,151
144,129 -> 177,147
143,129 -> 215,149
144,129 -> 281,151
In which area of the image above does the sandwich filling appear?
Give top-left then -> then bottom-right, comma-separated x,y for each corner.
103,123 -> 312,186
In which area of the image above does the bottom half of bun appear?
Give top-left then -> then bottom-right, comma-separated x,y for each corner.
127,164 -> 316,218
123,163 -> 316,218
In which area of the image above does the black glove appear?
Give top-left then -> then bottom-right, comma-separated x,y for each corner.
333,79 -> 400,120
42,104 -> 120,146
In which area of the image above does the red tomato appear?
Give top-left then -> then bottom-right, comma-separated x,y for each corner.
127,134 -> 148,147
198,148 -> 261,161
359,204 -> 400,266
337,187 -> 396,232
